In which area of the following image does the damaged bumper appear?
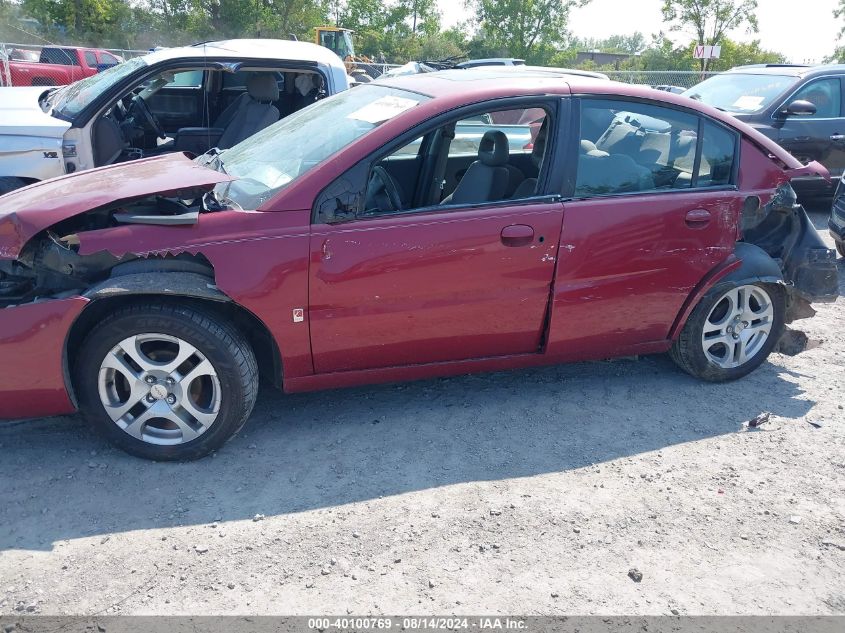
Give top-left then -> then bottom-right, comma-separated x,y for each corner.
744,183 -> 839,305
0,297 -> 87,420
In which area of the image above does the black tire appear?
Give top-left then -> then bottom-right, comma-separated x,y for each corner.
0,177 -> 27,196
75,303 -> 258,461
836,241 -> 845,258
669,281 -> 785,382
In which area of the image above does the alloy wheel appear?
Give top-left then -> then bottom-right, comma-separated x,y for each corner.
97,333 -> 221,445
700,284 -> 774,369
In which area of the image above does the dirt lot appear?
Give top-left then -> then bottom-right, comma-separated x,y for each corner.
0,209 -> 843,616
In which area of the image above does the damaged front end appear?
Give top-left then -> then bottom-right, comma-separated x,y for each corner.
0,153 -> 232,307
0,154 -> 235,419
0,194 -> 210,307
743,182 -> 839,320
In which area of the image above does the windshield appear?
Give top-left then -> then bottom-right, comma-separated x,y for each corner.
214,85 -> 430,209
683,73 -> 796,114
52,56 -> 147,118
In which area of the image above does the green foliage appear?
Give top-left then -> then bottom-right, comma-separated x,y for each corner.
574,32 -> 648,55
661,0 -> 758,69
705,37 -> 784,71
830,0 -> 845,62
2,0 -> 789,73
468,0 -> 588,64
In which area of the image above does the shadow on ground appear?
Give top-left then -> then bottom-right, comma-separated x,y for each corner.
0,350 -> 816,551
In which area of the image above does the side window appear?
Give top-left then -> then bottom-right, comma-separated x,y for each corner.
40,48 -> 79,65
362,105 -> 552,216
100,52 -> 119,66
576,99 -> 700,197
698,121 -> 737,187
790,78 -> 841,118
84,51 -> 97,67
165,70 -> 204,88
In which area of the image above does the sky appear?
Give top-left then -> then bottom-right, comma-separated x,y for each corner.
439,0 -> 841,64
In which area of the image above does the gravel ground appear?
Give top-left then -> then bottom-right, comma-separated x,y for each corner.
1,210 -> 843,616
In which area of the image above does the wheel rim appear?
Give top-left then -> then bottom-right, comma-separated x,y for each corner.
701,285 -> 774,370
97,333 -> 221,445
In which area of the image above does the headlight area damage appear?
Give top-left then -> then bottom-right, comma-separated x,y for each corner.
0,153 -> 234,419
742,181 -> 839,323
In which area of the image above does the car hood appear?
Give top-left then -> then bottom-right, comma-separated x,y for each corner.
0,153 -> 232,259
0,87 -> 71,138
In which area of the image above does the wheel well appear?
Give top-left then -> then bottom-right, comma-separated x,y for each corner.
65,295 -> 283,402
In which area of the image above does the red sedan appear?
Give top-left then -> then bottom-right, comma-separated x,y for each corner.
0,69 -> 838,460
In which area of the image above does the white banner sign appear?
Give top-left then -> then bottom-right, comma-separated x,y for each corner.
694,45 -> 722,59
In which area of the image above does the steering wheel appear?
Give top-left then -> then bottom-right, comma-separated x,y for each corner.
367,166 -> 403,212
131,95 -> 167,140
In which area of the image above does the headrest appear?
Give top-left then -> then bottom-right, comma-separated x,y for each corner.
532,118 -> 549,167
580,139 -> 609,157
478,130 -> 509,166
247,74 -> 279,103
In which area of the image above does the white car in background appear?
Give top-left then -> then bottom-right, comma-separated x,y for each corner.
0,39 -> 349,195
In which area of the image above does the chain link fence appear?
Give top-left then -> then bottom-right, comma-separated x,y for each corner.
0,42 -> 147,87
603,70 -> 720,90
1,43 -> 722,91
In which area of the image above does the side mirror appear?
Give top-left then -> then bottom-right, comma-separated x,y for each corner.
780,99 -> 817,117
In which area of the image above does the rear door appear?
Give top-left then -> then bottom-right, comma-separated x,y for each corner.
776,76 -> 845,179
547,97 -> 743,359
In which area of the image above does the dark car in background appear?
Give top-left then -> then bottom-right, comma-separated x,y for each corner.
684,64 -> 845,202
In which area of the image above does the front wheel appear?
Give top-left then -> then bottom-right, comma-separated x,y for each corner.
670,282 -> 785,382
75,303 -> 258,460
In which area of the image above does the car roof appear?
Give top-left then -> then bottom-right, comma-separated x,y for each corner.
142,39 -> 346,70
377,67 -> 612,96
724,63 -> 845,77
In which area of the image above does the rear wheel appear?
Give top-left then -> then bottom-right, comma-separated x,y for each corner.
670,282 -> 785,382
75,303 -> 258,460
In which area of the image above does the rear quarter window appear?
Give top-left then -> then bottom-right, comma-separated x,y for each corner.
40,48 -> 80,65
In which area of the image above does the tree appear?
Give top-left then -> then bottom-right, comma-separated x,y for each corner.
661,0 -> 759,70
20,0 -> 135,45
469,0 -> 590,64
830,0 -> 845,62
574,32 -> 647,55
706,37 -> 784,71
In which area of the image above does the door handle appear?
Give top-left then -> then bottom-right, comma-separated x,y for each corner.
684,208 -> 711,229
500,224 -> 535,247
831,133 -> 845,142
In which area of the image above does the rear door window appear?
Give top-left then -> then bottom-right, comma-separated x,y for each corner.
84,51 -> 97,67
698,121 -> 737,187
576,99 -> 701,197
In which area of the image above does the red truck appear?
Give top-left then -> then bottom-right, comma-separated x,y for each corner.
1,46 -> 121,86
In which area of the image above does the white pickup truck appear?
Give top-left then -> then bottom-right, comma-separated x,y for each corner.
0,39 -> 350,195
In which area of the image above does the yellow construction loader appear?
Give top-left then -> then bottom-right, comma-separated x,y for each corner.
314,26 -> 380,82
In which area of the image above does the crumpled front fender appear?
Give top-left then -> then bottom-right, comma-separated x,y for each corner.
0,297 -> 88,420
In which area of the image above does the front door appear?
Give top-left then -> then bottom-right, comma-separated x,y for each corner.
308,201 -> 563,372
777,76 -> 845,179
